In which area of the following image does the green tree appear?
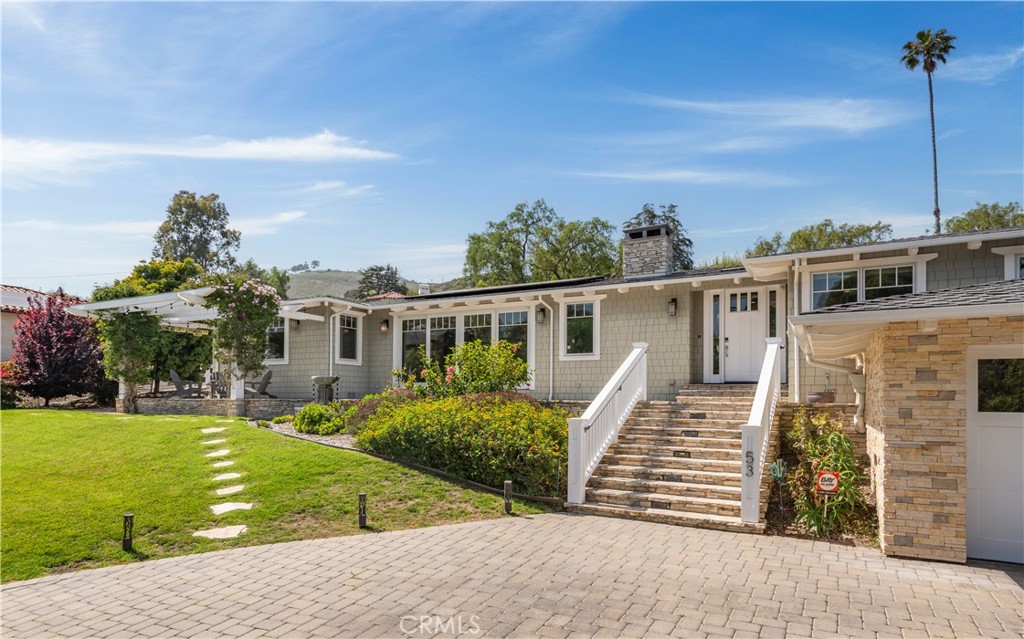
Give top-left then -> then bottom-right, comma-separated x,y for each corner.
152,191 -> 241,271
235,258 -> 292,298
944,202 -> 1024,233
93,280 -> 161,413
747,220 -> 893,257
901,28 -> 957,235
695,253 -> 744,269
205,276 -> 281,381
464,199 -> 617,285
623,203 -> 695,271
355,264 -> 406,299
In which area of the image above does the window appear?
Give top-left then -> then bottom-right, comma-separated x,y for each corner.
977,359 -> 1024,413
402,319 -> 426,372
729,292 -> 757,313
768,290 -> 777,338
498,311 -> 529,362
336,314 -> 360,364
266,318 -> 286,362
712,294 -> 720,375
1019,255 -> 1024,280
430,316 -> 457,364
565,302 -> 594,355
812,270 -> 858,309
464,313 -> 492,345
864,266 -> 913,301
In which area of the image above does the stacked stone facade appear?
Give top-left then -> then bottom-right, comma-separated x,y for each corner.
864,315 -> 1023,562
622,225 -> 673,278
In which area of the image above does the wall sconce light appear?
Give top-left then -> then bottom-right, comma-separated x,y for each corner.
379,319 -> 390,334
536,307 -> 546,324
291,319 -> 300,331
668,298 -> 677,316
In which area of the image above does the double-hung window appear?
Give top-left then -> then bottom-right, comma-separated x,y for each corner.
402,319 -> 427,373
560,300 -> 600,360
498,311 -> 528,362
266,318 -> 287,363
336,314 -> 361,365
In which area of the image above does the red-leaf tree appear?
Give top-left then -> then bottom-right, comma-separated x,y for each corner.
11,290 -> 106,407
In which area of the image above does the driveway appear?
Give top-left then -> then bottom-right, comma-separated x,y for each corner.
1,513 -> 1021,638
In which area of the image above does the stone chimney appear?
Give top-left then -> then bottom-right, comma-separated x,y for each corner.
418,283 -> 431,295
622,224 -> 673,278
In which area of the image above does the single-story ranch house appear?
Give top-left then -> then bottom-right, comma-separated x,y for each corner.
70,226 -> 1024,564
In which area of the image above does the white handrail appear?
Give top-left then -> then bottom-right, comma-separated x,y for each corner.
567,342 -> 648,505
740,337 -> 783,523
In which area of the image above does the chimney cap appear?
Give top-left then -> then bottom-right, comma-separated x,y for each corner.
624,223 -> 672,241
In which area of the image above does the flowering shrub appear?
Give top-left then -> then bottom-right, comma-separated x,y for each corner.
343,387 -> 418,435
416,340 -> 530,399
293,402 -> 344,435
356,393 -> 568,495
1,361 -> 20,409
205,276 -> 280,379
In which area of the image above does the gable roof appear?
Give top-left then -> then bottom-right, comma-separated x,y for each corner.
1,284 -> 81,314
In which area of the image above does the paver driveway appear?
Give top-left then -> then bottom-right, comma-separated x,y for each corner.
1,513 -> 1021,638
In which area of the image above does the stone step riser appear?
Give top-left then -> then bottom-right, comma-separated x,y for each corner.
632,408 -> 751,419
624,426 -> 741,439
626,417 -> 746,428
591,465 -> 741,487
585,490 -> 741,517
616,435 -> 741,449
567,503 -> 763,534
588,477 -> 740,500
601,454 -> 739,473
608,444 -> 740,460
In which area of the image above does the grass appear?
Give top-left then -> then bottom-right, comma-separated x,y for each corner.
0,410 -> 548,583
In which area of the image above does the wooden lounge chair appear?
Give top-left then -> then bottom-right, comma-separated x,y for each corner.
244,370 -> 276,398
169,370 -> 203,398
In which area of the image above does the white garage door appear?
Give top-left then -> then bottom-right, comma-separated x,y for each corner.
967,345 -> 1024,564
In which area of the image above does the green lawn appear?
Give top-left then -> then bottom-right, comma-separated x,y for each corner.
0,410 -> 547,583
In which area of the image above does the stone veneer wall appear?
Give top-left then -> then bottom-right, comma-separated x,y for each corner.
864,315 -> 1024,563
622,233 -> 672,278
132,397 -> 312,420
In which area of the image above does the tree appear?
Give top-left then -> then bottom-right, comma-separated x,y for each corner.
944,202 -> 1024,233
901,28 -> 957,235
355,264 -> 406,299
623,203 -> 695,271
12,290 -> 106,407
464,199 -> 617,286
205,276 -> 281,381
152,191 -> 241,271
235,258 -> 291,299
695,253 -> 744,269
93,281 -> 162,413
747,220 -> 893,257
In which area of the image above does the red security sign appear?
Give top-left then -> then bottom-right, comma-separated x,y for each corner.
816,471 -> 840,494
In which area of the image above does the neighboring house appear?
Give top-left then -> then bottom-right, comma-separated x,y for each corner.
1,284 -> 49,360
69,225 -> 1024,564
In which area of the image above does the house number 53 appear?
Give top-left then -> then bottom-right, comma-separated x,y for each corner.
745,451 -> 755,477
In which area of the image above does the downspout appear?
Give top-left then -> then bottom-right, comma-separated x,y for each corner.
802,351 -> 866,433
539,296 -> 555,402
792,258 -> 801,404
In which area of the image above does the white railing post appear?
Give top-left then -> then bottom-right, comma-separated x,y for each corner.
566,342 -> 648,505
740,424 -> 761,522
740,337 -> 783,524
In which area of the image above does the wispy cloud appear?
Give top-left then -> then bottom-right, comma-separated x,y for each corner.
3,219 -> 159,236
629,93 -> 910,133
306,180 -> 376,196
943,46 -> 1024,83
233,211 -> 307,236
575,169 -> 800,187
690,225 -> 772,239
3,131 -> 398,189
701,136 -> 793,153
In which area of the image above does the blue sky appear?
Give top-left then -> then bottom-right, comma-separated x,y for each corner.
3,2 -> 1022,297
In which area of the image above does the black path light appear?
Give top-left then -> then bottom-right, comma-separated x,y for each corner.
503,480 -> 513,514
358,493 -> 367,528
122,513 -> 134,552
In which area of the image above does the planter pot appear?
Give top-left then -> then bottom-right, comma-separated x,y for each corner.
806,391 -> 836,404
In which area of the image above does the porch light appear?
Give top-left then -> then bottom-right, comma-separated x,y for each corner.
668,298 -> 677,316
122,513 -> 134,552
536,308 -> 546,324
379,319 -> 390,334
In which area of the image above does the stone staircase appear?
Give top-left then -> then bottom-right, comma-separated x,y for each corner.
568,384 -> 780,533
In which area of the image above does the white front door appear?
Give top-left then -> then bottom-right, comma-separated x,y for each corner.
966,345 -> 1024,564
704,287 -> 783,383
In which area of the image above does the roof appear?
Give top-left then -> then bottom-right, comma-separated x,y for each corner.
1,284 -> 80,314
363,291 -> 406,301
790,279 -> 1024,360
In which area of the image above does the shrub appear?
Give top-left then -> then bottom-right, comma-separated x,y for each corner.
414,340 -> 531,399
356,393 -> 568,495
344,387 -> 418,435
293,403 -> 343,435
1,361 -> 20,409
784,408 -> 870,536
271,414 -> 294,424
255,420 -> 271,428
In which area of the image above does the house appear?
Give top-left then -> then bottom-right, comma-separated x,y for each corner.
1,284 -> 50,360
68,225 -> 1024,564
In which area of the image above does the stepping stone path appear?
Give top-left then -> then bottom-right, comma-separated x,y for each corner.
192,421 -> 255,540
193,525 -> 246,539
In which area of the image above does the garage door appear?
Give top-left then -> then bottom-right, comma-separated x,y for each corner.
967,345 -> 1024,564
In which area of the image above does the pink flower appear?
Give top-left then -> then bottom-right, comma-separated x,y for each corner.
446,366 -> 455,374
445,374 -> 453,382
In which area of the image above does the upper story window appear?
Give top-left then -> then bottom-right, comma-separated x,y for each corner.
336,314 -> 361,365
809,263 -> 918,310
812,270 -> 858,309
266,317 -> 287,363
864,265 -> 914,300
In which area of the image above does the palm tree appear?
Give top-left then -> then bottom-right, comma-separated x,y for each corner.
901,28 -> 957,235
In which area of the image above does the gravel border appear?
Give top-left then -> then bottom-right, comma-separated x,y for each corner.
260,420 -> 358,449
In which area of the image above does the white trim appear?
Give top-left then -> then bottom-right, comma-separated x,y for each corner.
558,298 -> 601,361
264,317 -> 289,366
333,312 -> 363,366
801,255 -> 935,311
991,245 -> 1024,280
703,290 -> 724,383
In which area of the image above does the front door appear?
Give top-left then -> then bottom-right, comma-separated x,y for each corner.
966,345 -> 1024,564
704,287 -> 784,383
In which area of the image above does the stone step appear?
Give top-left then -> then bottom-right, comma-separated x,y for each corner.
607,443 -> 741,460
623,425 -> 742,439
674,396 -> 755,405
630,408 -> 751,420
592,463 -> 742,487
616,433 -> 742,449
588,475 -> 741,500
566,502 -> 763,534
584,487 -> 742,517
626,416 -> 746,429
601,453 -> 740,473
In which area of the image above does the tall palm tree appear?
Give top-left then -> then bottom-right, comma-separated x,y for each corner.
901,28 -> 957,235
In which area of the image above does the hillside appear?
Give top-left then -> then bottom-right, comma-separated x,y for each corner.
286,270 -> 468,300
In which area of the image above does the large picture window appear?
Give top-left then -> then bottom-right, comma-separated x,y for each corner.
336,314 -> 360,364
266,318 -> 287,363
498,311 -> 528,362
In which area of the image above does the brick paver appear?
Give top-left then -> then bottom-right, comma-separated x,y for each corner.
1,513 -> 1021,638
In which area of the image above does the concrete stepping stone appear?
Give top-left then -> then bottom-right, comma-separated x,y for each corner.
202,439 -> 227,445
212,461 -> 235,468
201,427 -> 227,434
216,485 -> 245,496
213,473 -> 242,481
215,420 -> 234,423
210,502 -> 253,515
193,525 -> 246,539
205,449 -> 230,458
